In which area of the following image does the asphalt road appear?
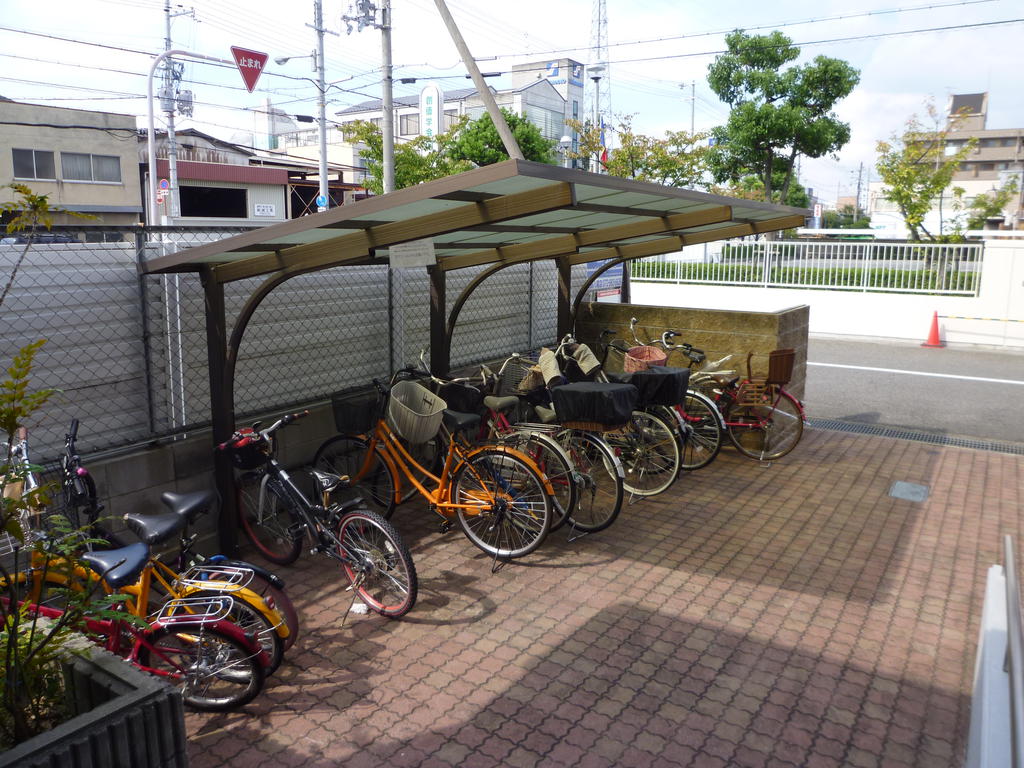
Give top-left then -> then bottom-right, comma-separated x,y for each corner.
805,336 -> 1024,445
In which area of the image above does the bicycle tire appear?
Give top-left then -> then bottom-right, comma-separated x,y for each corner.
604,410 -> 681,496
136,622 -> 265,711
236,475 -> 304,565
336,508 -> 418,618
676,391 -> 724,471
245,573 -> 300,652
502,429 -> 578,531
724,388 -> 804,461
556,430 -> 624,533
313,434 -> 397,519
452,447 -> 552,559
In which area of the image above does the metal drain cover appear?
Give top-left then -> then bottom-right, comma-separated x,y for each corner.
889,481 -> 929,502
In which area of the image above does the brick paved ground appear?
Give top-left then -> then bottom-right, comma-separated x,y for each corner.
186,429 -> 1023,767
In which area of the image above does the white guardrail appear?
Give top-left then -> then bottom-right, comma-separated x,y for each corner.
634,239 -> 983,296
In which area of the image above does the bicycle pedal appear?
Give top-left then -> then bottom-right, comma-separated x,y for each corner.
438,521 -> 453,534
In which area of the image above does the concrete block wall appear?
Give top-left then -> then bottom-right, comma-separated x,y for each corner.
574,301 -> 810,399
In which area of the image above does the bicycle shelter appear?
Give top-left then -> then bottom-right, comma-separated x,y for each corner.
141,159 -> 807,552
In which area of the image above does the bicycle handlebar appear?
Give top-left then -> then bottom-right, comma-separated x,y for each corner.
217,410 -> 309,451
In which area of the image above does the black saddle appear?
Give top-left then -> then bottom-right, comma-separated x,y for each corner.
82,542 -> 149,589
442,409 -> 480,434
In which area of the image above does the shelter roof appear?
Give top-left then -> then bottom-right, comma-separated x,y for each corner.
140,159 -> 808,284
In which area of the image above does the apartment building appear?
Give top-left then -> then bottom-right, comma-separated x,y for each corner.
0,98 -> 143,228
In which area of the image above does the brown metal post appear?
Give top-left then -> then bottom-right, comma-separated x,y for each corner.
200,267 -> 238,555
556,257 -> 573,339
620,261 -> 631,304
428,265 -> 449,376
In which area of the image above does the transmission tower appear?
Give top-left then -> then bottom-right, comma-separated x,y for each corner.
587,0 -> 611,135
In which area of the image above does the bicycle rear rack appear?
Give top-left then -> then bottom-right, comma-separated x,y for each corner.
175,564 -> 255,591
156,595 -> 235,625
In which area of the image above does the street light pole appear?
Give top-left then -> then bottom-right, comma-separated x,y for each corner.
381,0 -> 394,194
589,64 -> 604,173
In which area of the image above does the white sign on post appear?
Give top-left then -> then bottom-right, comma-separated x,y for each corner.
388,239 -> 437,269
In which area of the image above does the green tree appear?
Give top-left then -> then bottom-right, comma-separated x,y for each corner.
449,108 -> 555,166
965,177 -> 1019,230
875,104 -> 976,241
707,30 -> 860,204
710,171 -> 810,208
823,204 -> 871,229
566,116 -> 709,188
342,119 -> 474,195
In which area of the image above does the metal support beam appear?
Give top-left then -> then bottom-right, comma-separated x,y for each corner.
429,265 -> 449,376
200,267 -> 237,555
557,257 -> 573,340
445,260 -> 515,355
571,255 -> 628,322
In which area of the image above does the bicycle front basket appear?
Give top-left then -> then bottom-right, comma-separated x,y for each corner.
387,381 -> 446,443
608,366 -> 690,407
623,345 -> 667,372
550,382 -> 637,428
331,389 -> 380,434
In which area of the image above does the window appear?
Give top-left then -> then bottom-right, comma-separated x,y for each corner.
443,110 -> 458,130
61,152 -> 122,183
572,100 -> 579,119
370,117 -> 383,128
399,112 -> 420,135
978,163 -> 995,171
12,149 -> 55,180
179,186 -> 247,218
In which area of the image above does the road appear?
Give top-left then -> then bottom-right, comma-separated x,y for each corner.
805,336 -> 1024,445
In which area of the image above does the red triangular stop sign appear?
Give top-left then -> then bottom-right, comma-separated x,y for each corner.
230,46 -> 269,93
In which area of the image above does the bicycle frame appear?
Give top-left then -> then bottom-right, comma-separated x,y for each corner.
364,418 -> 553,517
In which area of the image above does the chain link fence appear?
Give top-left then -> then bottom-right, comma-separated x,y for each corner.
1,226 -> 582,463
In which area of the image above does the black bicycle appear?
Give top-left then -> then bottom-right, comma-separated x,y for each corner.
227,411 -> 418,618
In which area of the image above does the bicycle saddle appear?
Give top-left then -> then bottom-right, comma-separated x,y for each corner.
161,490 -> 216,522
442,409 -> 480,434
82,542 -> 149,589
483,395 -> 519,413
124,510 -> 185,546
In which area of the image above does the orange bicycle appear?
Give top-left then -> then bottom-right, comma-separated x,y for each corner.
314,377 -> 554,564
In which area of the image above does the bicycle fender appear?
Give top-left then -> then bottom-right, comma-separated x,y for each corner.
178,584 -> 290,639
208,555 -> 286,590
463,444 -> 556,496
137,617 -> 272,669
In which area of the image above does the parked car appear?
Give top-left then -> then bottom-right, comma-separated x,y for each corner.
0,232 -> 79,244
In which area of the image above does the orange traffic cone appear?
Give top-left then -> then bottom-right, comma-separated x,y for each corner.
921,311 -> 945,348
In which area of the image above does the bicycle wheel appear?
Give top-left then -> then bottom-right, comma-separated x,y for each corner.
503,429 -> 578,532
604,410 -> 681,496
313,434 -> 397,519
336,508 -> 417,618
136,622 -> 265,711
452,447 -> 552,559
556,430 -> 624,533
678,391 -> 724,471
169,588 -> 285,674
236,475 -> 303,565
725,388 -> 804,461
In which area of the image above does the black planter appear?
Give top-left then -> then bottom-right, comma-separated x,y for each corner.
0,646 -> 189,768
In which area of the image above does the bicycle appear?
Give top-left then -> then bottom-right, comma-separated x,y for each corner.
8,574 -> 268,711
626,321 -> 805,461
312,378 -> 554,565
481,352 -> 625,534
612,320 -> 726,472
546,335 -> 682,499
228,410 -> 419,617
53,420 -> 300,661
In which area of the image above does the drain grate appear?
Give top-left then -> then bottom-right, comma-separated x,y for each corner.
807,418 -> 1024,456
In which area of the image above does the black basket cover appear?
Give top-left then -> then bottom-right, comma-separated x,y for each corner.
551,382 -> 637,426
608,366 -> 690,407
437,381 -> 484,414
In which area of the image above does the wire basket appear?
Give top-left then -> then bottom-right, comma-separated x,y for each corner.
332,389 -> 380,434
623,345 -> 667,372
497,355 -> 542,397
387,381 -> 446,443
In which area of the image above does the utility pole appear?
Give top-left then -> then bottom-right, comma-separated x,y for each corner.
343,1 -> 395,193
161,0 -> 193,221
311,0 -> 333,210
855,161 -> 864,218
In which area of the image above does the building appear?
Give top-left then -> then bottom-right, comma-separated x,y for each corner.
269,59 -> 590,178
0,98 -> 143,229
868,92 -> 1024,236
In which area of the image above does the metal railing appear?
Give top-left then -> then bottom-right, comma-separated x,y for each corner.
633,239 -> 983,296
1006,534 -> 1024,768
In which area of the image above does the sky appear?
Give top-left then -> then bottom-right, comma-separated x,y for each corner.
2,0 -> 1022,206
